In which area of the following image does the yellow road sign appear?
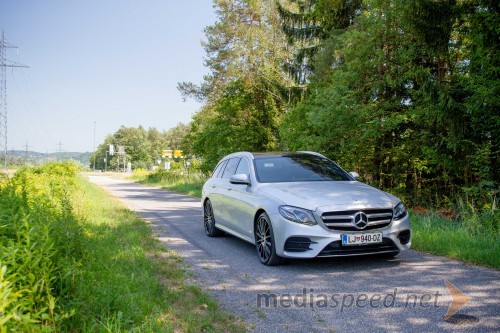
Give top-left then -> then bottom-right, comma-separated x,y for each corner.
162,149 -> 173,158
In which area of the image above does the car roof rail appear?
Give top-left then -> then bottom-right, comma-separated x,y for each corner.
296,151 -> 328,159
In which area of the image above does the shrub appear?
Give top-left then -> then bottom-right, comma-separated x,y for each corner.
0,162 -> 81,331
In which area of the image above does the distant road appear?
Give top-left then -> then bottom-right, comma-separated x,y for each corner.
88,176 -> 499,333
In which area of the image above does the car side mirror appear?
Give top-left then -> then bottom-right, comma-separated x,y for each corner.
230,174 -> 251,185
349,171 -> 360,180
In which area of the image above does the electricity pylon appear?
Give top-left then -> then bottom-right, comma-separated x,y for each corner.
1,29 -> 29,169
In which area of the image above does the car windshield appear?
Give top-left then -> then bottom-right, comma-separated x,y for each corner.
254,154 -> 351,183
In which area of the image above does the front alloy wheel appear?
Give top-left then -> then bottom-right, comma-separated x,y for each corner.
204,199 -> 223,237
255,212 -> 282,266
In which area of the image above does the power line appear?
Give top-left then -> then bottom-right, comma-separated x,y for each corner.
0,29 -> 29,169
11,74 -> 46,145
18,66 -> 54,147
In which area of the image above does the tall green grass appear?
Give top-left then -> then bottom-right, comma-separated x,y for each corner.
411,204 -> 499,268
66,178 -> 243,332
132,170 -> 207,198
0,162 -> 81,331
0,164 -> 244,332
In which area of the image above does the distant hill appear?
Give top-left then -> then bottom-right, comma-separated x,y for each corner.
7,150 -> 91,167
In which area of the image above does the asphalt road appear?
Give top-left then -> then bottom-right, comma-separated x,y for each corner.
88,176 -> 499,333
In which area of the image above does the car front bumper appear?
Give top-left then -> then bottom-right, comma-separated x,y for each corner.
269,212 -> 411,258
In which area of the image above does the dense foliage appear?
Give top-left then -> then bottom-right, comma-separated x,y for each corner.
178,0 -> 498,209
0,162 -> 81,331
281,0 -> 499,207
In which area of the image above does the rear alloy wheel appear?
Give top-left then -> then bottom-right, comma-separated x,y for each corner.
203,199 -> 223,237
255,212 -> 283,266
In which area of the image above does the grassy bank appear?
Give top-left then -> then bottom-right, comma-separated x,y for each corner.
68,177 -> 243,331
411,209 -> 499,269
1,163 -> 81,331
0,164 -> 244,332
129,169 -> 206,198
130,169 -> 499,269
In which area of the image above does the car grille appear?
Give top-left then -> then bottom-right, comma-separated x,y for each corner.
321,209 -> 393,231
317,238 -> 399,257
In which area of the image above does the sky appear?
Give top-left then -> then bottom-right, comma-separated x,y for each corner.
0,0 -> 215,153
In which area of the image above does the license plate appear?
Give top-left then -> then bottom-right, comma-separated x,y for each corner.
342,232 -> 382,246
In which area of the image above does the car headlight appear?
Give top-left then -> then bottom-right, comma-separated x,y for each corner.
278,206 -> 317,226
393,202 -> 407,220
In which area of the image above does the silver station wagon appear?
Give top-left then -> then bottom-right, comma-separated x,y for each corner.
202,151 -> 411,265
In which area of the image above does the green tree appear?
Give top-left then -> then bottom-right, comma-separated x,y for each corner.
91,135 -> 115,171
113,126 -> 152,169
281,0 -> 498,206
91,124 -> 192,171
179,0 -> 293,104
185,81 -> 280,171
92,126 -> 154,170
461,0 -> 499,186
179,0 -> 293,170
164,123 -> 189,151
277,0 -> 362,87
147,127 -> 166,163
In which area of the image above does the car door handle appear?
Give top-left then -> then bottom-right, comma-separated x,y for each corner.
227,188 -> 232,191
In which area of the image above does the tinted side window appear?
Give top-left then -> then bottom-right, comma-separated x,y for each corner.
235,158 -> 250,177
222,158 -> 240,179
254,155 -> 350,182
212,160 -> 228,178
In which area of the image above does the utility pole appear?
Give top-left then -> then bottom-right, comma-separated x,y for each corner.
104,151 -> 108,172
23,140 -> 29,165
1,30 -> 29,169
93,121 -> 96,171
56,140 -> 63,161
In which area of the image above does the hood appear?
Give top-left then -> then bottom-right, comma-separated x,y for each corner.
257,181 -> 397,212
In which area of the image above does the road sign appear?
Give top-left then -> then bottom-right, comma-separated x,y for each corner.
162,149 -> 173,158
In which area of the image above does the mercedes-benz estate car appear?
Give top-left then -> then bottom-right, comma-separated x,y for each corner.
202,151 -> 411,265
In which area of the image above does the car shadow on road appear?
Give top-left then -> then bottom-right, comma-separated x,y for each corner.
284,254 -> 402,269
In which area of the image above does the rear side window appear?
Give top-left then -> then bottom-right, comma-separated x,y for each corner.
221,158 -> 241,179
212,160 -> 228,178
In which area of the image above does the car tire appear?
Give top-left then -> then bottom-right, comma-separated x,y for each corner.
255,212 -> 283,266
203,199 -> 224,237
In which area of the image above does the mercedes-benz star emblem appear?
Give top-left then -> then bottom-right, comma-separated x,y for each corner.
353,212 -> 368,229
